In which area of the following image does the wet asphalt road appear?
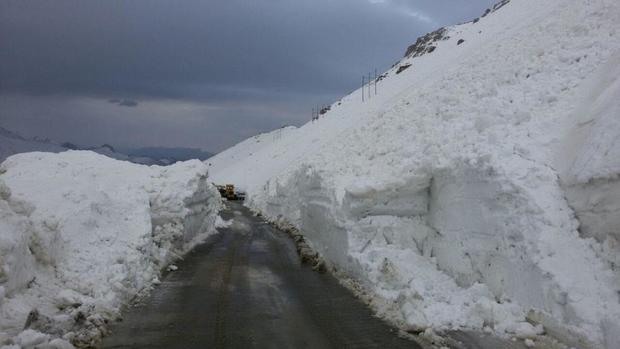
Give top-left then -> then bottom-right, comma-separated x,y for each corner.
100,202 -> 422,349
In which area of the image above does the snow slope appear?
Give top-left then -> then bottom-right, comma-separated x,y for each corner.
0,151 -> 221,348
209,0 -> 620,347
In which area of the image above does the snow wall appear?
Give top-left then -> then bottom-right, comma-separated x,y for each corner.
0,151 -> 221,348
558,53 -> 620,283
209,0 -> 620,347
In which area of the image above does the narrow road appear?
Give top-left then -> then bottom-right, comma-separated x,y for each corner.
100,202 -> 422,349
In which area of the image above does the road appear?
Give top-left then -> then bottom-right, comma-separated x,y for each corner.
100,202 -> 422,349
100,202 -> 553,349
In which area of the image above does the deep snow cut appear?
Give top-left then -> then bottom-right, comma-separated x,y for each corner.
0,151 -> 221,348
209,0 -> 620,347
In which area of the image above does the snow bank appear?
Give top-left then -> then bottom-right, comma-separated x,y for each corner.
557,53 -> 620,285
210,0 -> 620,347
0,151 -> 221,348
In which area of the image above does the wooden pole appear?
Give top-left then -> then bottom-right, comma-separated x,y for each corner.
362,76 -> 365,102
374,69 -> 377,95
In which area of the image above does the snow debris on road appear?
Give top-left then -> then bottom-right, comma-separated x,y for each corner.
209,0 -> 620,347
0,151 -> 221,348
215,216 -> 233,229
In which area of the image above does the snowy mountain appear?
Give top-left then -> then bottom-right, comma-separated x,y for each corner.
0,127 -> 66,163
209,0 -> 620,348
122,147 -> 214,164
0,127 -> 208,166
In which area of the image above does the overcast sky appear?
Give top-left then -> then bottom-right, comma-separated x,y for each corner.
0,0 -> 497,152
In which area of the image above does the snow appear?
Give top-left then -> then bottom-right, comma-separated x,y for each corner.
215,216 -> 233,228
557,52 -> 620,270
13,330 -> 49,348
0,151 -> 221,347
209,0 -> 620,347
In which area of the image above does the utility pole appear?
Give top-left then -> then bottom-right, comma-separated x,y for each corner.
374,69 -> 378,96
368,72 -> 371,100
362,76 -> 365,102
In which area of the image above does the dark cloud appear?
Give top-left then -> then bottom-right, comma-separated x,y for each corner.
109,99 -> 139,107
1,0 -> 428,97
0,0 -> 497,152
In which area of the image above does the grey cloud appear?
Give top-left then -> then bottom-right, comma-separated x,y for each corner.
370,0 -> 497,24
0,0 -> 498,151
119,100 -> 138,107
110,99 -> 139,107
0,0 -> 497,99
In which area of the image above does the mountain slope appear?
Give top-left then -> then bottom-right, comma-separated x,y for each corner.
0,127 -> 211,166
124,147 -> 214,163
209,0 -> 620,347
0,127 -> 66,162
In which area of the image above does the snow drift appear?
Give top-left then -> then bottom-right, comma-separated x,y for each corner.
0,151 -> 221,348
209,0 -> 620,347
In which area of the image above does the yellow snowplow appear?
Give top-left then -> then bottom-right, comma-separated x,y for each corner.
216,184 -> 245,201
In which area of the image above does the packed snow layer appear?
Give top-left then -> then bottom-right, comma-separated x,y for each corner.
0,151 -> 221,348
209,0 -> 620,347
